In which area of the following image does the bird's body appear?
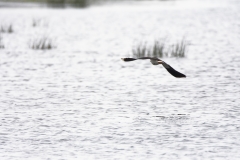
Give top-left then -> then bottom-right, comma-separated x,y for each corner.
121,57 -> 186,78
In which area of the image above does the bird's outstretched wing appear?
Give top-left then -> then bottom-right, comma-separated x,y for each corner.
161,62 -> 186,78
121,57 -> 160,61
121,57 -> 186,78
121,58 -> 137,61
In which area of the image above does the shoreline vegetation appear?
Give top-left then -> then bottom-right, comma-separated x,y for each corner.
0,33 -> 4,49
0,0 -> 100,8
0,0 -> 171,8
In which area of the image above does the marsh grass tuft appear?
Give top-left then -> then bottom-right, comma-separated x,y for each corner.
132,42 -> 148,58
132,40 -> 167,58
32,18 -> 48,27
132,38 -> 187,58
32,18 -> 41,27
0,33 -> 4,49
0,24 -> 13,33
29,37 -> 56,50
170,39 -> 187,58
151,40 -> 166,58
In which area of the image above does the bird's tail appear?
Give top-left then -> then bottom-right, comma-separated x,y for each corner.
121,58 -> 137,62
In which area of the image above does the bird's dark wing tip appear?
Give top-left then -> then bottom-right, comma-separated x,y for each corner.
165,67 -> 186,78
177,74 -> 186,78
121,58 -> 137,62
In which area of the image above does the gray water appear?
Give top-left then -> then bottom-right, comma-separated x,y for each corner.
0,0 -> 240,159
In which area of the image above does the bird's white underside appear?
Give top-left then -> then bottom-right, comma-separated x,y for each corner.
151,59 -> 171,69
150,59 -> 160,65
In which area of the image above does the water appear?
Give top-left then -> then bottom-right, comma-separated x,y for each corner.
0,0 -> 240,159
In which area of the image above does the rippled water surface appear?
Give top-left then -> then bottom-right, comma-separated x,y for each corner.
0,0 -> 240,159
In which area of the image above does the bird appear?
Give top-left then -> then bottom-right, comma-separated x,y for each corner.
121,57 -> 186,78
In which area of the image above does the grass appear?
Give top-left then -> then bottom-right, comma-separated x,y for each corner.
0,24 -> 14,33
151,40 -> 166,58
132,38 -> 187,58
0,24 -> 14,48
6,0 -> 91,8
170,39 -> 187,58
132,42 -> 148,58
32,18 -> 49,28
132,40 -> 167,58
0,33 -> 4,49
29,37 -> 56,50
32,18 -> 41,27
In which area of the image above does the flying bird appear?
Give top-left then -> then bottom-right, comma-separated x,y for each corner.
121,57 -> 186,78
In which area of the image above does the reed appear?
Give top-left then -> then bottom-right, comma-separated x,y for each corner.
132,42 -> 148,58
0,24 -> 14,33
169,39 -> 187,58
29,37 -> 56,50
132,39 -> 167,58
151,40 -> 166,58
132,38 -> 187,58
32,18 -> 41,27
0,33 -> 4,49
